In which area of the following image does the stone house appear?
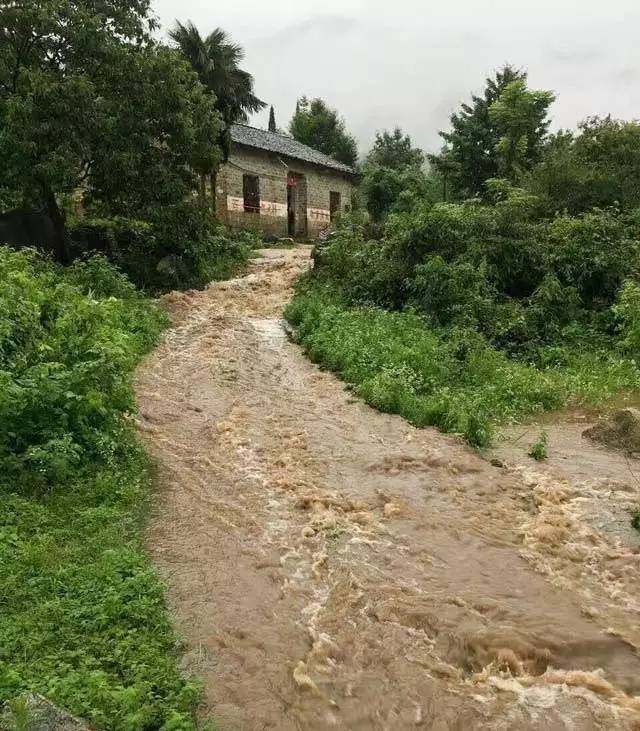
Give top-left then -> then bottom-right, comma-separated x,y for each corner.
216,124 -> 358,239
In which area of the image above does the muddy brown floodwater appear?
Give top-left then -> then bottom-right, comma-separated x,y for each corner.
136,247 -> 640,730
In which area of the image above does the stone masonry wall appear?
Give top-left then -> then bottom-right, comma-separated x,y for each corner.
216,145 -> 355,240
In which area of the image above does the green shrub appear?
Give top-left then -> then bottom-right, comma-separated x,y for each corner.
406,256 -> 494,328
297,197 -> 640,445
0,247 -> 199,729
613,280 -> 640,356
64,254 -> 141,300
313,203 -> 640,353
360,165 -> 429,222
546,210 -> 640,308
386,202 -> 471,269
70,217 -> 162,292
70,203 -> 251,292
524,275 -> 582,345
312,221 -> 405,309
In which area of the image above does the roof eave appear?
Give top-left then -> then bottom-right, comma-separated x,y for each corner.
232,139 -> 358,178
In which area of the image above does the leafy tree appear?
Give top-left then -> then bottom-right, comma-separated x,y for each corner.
523,118 -> 640,215
520,131 -> 594,215
574,117 -> 640,211
361,166 -> 428,223
289,97 -> 358,167
268,105 -> 277,132
0,0 -> 222,256
366,127 -> 424,171
430,65 -> 526,199
86,46 -> 223,217
0,0 -> 149,259
489,79 -> 555,178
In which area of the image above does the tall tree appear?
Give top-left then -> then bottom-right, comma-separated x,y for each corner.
366,127 -> 424,171
430,65 -> 526,199
361,127 -> 426,221
268,105 -> 277,133
489,79 -> 555,178
289,97 -> 358,167
170,21 -> 265,206
0,0 -> 221,258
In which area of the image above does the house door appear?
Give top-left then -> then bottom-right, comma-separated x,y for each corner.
287,183 -> 296,237
330,191 -> 341,222
287,172 -> 307,238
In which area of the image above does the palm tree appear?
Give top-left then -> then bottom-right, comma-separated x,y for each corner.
170,21 -> 265,208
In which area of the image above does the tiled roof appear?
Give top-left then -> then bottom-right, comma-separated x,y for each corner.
230,124 -> 357,176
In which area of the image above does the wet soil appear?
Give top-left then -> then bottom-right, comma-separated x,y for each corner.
136,247 -> 640,730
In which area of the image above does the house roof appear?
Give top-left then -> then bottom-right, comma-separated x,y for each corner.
230,124 -> 357,176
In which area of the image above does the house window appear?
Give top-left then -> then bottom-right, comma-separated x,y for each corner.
243,174 -> 260,213
330,191 -> 341,222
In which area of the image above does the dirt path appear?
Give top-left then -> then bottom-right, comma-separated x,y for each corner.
136,247 -> 640,730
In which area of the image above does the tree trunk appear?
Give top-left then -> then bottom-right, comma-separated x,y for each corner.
199,173 -> 206,204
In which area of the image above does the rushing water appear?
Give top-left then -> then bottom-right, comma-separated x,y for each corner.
136,247 -> 640,730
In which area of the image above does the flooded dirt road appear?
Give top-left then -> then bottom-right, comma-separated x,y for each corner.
136,247 -> 640,730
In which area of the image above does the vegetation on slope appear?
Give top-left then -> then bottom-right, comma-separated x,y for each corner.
0,249 -> 201,729
288,68 -> 640,448
287,269 -> 640,446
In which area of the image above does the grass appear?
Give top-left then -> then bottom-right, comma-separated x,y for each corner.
0,250 -> 202,730
285,282 -> 640,446
0,444 -> 201,730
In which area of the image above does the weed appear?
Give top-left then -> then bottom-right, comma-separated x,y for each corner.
529,431 -> 550,461
5,697 -> 32,731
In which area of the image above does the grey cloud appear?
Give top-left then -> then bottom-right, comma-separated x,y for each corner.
154,0 -> 640,154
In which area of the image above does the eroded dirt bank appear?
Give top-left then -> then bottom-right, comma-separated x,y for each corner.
136,247 -> 640,730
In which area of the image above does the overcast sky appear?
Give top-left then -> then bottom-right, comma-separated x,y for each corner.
153,0 -> 640,155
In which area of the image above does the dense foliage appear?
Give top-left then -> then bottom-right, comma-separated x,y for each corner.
523,118 -> 640,215
366,128 -> 425,171
0,248 -> 204,728
291,196 -> 640,444
289,97 -> 358,167
0,0 -> 222,221
0,1 -> 255,292
70,202 -> 253,292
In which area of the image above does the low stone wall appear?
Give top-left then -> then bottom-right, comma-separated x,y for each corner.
1,695 -> 90,731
